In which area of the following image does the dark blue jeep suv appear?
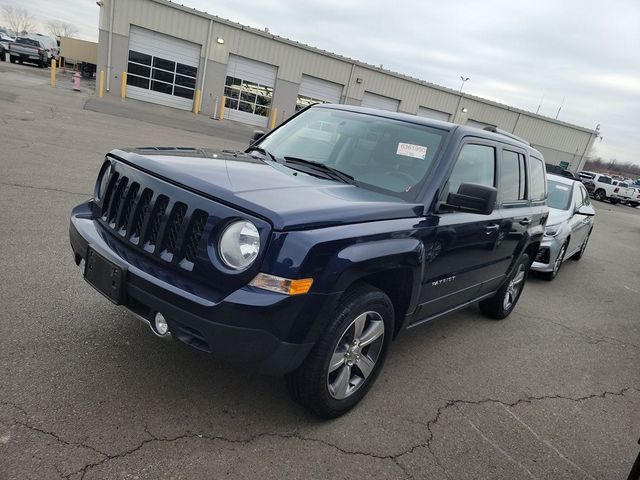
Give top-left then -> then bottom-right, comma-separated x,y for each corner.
70,105 -> 548,417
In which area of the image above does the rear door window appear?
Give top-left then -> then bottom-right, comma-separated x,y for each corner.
529,156 -> 546,201
500,149 -> 527,202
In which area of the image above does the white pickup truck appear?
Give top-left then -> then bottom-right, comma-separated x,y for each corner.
624,186 -> 640,208
591,174 -> 634,204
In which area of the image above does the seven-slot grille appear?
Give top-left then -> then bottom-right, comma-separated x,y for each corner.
99,172 -> 208,269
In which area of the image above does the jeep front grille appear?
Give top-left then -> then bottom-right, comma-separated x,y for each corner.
99,173 -> 209,270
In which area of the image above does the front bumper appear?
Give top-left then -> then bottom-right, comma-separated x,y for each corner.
69,204 -> 333,376
531,236 -> 562,273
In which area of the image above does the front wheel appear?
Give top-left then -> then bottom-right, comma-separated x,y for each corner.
480,254 -> 530,319
572,231 -> 591,260
286,285 -> 394,418
542,242 -> 567,281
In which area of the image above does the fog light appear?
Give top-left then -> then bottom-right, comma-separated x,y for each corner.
154,312 -> 169,335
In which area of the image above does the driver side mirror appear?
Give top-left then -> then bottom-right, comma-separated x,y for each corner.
249,130 -> 265,146
576,205 -> 595,216
443,182 -> 497,215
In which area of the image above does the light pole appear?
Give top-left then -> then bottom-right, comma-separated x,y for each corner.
459,76 -> 470,93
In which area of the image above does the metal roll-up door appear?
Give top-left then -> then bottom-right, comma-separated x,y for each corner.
417,106 -> 451,122
361,92 -> 400,112
296,75 -> 343,111
126,26 -> 201,110
224,55 -> 278,127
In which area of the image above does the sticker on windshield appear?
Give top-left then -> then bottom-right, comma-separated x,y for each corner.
555,185 -> 569,191
396,143 -> 427,159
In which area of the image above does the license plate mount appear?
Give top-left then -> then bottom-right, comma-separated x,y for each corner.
84,247 -> 126,304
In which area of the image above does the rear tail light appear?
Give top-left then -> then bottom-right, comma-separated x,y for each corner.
614,187 -> 619,193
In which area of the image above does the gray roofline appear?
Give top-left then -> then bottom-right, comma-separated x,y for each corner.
151,0 -> 595,135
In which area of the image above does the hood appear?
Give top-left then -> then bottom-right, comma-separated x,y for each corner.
547,207 -> 572,226
109,148 -> 423,231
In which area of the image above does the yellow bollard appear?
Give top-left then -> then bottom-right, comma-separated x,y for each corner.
50,59 -> 56,87
193,89 -> 201,114
120,72 -> 127,99
269,107 -> 278,129
196,89 -> 203,114
98,70 -> 105,98
219,96 -> 225,120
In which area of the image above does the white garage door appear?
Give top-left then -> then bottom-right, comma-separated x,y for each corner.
361,92 -> 400,112
417,106 -> 450,122
296,75 -> 343,111
224,55 -> 278,127
126,26 -> 201,110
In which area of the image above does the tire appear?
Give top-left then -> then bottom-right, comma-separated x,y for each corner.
38,59 -> 44,68
542,242 -> 567,281
593,189 -> 606,202
10,55 -> 16,63
479,254 -> 529,319
286,285 -> 394,418
610,198 -> 619,205
571,231 -> 591,260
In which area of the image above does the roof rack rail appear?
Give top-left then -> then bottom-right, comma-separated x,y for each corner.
482,126 -> 530,146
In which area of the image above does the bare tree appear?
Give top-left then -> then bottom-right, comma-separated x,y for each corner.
47,20 -> 78,39
1,5 -> 35,34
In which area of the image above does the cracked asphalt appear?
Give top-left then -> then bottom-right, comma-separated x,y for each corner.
1,62 -> 639,480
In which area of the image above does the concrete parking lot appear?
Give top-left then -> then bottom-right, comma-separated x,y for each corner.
1,61 -> 639,480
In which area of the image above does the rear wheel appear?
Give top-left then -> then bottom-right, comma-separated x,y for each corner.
542,242 -> 567,281
286,285 -> 393,418
10,55 -> 16,63
480,254 -> 529,319
594,189 -> 606,201
610,198 -> 619,205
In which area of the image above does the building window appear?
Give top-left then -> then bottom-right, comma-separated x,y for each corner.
224,76 -> 273,117
296,95 -> 326,112
126,50 -> 197,101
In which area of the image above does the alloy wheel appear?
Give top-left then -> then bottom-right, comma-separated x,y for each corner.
503,264 -> 526,311
552,243 -> 567,276
327,311 -> 385,400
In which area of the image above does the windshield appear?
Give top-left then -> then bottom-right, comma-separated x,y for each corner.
258,107 -> 446,198
547,179 -> 572,210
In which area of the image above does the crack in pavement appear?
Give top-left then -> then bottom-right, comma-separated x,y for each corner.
3,387 -> 637,480
0,400 -> 109,470
67,429 -> 413,480
518,311 -> 640,350
397,386 -> 638,478
0,181 -> 90,197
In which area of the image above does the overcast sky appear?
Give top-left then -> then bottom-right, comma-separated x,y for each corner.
7,0 -> 640,166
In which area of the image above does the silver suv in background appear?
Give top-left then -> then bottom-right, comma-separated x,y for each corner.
532,174 -> 595,280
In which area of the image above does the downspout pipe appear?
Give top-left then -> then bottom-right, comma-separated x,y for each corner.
199,19 -> 214,109
342,63 -> 356,104
106,0 -> 115,91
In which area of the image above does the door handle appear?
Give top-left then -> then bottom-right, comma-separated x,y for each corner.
485,224 -> 500,235
519,218 -> 532,225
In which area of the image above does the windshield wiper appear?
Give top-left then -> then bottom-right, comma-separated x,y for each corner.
246,145 -> 279,163
283,156 -> 355,185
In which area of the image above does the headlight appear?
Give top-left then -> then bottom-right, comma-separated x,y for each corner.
95,162 -> 112,201
544,223 -> 564,237
218,220 -> 260,270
